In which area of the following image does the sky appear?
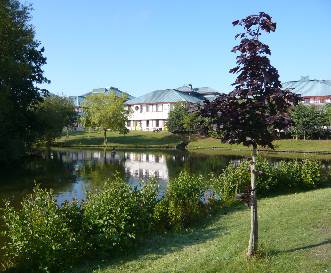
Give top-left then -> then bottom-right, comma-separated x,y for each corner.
28,0 -> 331,97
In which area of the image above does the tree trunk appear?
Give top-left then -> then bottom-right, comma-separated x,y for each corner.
103,129 -> 107,146
247,146 -> 258,256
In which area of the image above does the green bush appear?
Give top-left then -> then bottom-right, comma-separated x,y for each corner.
82,175 -> 157,252
275,160 -> 302,189
1,186 -> 80,273
153,171 -> 218,230
209,161 -> 250,203
210,158 -> 324,202
300,159 -> 321,186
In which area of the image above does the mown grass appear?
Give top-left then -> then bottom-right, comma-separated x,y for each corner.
188,137 -> 331,153
54,131 -> 182,148
67,188 -> 331,273
55,131 -> 331,154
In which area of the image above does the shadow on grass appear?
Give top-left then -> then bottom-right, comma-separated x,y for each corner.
66,205 -> 246,273
268,239 -> 331,255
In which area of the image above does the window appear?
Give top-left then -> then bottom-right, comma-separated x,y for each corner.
155,120 -> 159,127
170,104 -> 175,110
127,121 -> 131,127
146,105 -> 150,112
156,104 -> 163,112
146,120 -> 150,127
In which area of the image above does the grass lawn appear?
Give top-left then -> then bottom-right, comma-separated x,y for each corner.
68,188 -> 331,273
55,131 -> 331,154
189,137 -> 331,153
54,131 -> 182,148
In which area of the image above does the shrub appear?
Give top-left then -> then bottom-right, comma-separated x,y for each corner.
210,158 -> 324,202
1,185 -> 80,273
82,175 -> 157,252
210,160 -> 250,203
300,159 -> 322,186
256,157 -> 278,194
153,171 -> 218,230
275,160 -> 302,189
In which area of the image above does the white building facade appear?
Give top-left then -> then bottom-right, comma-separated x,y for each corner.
125,87 -> 219,131
126,103 -> 174,131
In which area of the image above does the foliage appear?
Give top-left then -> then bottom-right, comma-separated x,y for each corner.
81,92 -> 129,145
290,104 -> 328,139
153,171 -> 218,230
325,103 -> 331,128
209,161 -> 250,203
0,0 -> 49,163
35,95 -> 77,145
82,175 -> 157,252
167,103 -> 210,138
1,186 -> 80,273
209,158 -> 324,200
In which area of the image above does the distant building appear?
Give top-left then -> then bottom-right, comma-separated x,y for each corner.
69,86 -> 134,113
283,77 -> 331,105
125,85 -> 219,131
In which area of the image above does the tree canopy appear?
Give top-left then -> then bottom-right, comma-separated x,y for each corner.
35,95 -> 77,145
167,103 -> 211,143
290,104 -> 328,139
81,92 -> 129,145
201,12 -> 300,149
0,0 -> 49,162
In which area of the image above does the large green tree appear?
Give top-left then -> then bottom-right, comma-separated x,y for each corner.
291,104 -> 327,139
0,0 -> 49,162
35,95 -> 77,145
81,92 -> 129,145
167,103 -> 210,141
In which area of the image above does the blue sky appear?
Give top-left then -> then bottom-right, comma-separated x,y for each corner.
29,0 -> 331,97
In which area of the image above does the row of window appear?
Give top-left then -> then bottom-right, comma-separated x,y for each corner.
128,104 -> 175,113
127,120 -> 162,127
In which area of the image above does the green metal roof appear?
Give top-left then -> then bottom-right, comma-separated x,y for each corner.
126,89 -> 205,105
283,77 -> 331,97
71,87 -> 134,107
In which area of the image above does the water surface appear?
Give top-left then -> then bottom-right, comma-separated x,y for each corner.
1,148 -> 330,207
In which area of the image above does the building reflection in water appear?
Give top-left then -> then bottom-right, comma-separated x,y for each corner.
124,152 -> 168,197
124,152 -> 168,180
44,150 -> 170,200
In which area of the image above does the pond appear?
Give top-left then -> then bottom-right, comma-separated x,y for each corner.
1,148 -> 331,207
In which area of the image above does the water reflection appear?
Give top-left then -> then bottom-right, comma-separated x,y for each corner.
1,148 -> 330,207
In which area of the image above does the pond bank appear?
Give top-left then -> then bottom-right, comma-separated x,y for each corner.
54,131 -> 331,154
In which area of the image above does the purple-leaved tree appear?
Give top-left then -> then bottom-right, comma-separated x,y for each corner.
200,12 -> 300,256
